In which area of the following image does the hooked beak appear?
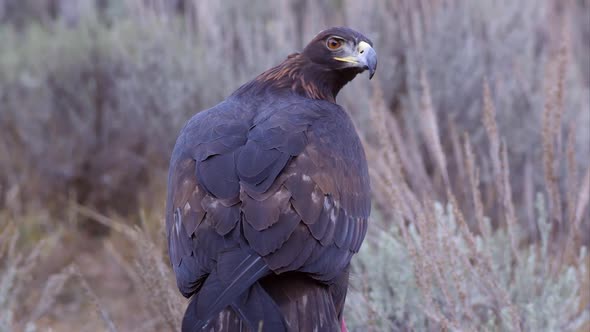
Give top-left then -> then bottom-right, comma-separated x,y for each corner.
333,41 -> 378,79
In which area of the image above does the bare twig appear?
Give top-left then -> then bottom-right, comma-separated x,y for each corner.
419,70 -> 450,188
70,264 -> 118,332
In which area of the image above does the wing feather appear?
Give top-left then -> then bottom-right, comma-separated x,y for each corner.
166,97 -> 370,329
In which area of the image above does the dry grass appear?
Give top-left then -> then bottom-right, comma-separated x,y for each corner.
1,0 -> 589,331
74,204 -> 185,331
70,264 -> 119,332
347,71 -> 588,330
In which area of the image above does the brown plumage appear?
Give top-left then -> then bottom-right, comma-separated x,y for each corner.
166,27 -> 377,332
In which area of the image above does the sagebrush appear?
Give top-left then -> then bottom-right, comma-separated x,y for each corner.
0,0 -> 588,331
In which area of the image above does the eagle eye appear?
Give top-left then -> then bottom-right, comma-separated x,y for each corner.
326,37 -> 343,51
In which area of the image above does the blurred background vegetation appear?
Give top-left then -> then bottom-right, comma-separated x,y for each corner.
0,0 -> 588,331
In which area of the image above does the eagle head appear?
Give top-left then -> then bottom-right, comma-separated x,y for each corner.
302,27 -> 377,79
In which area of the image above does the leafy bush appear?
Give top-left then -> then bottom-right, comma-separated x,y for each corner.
347,197 -> 588,331
0,15 -> 206,219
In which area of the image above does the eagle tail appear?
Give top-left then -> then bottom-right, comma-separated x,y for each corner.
230,282 -> 286,331
260,273 -> 342,332
182,249 -> 285,331
186,271 -> 346,331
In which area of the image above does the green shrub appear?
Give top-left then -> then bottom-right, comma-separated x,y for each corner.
0,14 -> 209,217
346,196 -> 588,331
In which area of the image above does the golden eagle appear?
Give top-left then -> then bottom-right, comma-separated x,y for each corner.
166,27 -> 376,332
